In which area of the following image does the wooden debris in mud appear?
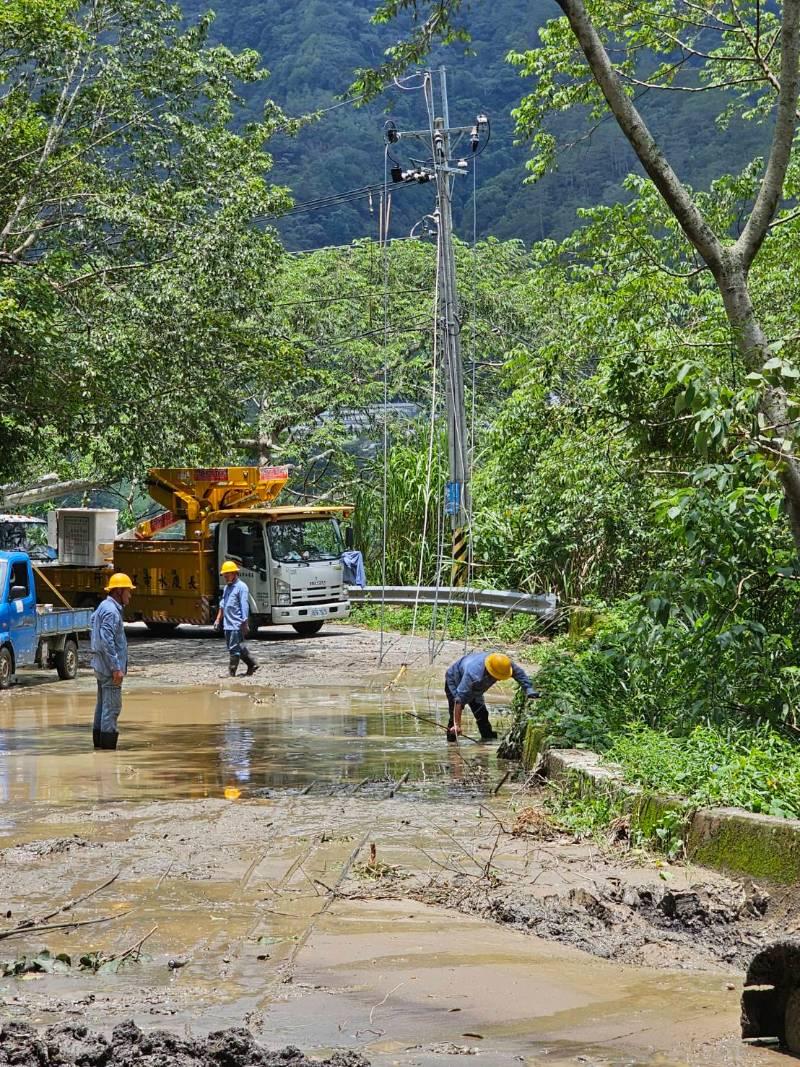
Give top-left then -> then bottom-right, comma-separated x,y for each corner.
9,871 -> 121,932
511,807 -> 557,840
493,771 -> 511,795
0,909 -> 132,943
283,831 -> 371,977
384,771 -> 409,798
352,842 -> 405,882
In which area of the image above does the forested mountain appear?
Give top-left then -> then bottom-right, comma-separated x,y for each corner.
182,0 -> 768,249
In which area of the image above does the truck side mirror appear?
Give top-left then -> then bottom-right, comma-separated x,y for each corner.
10,585 -> 26,600
344,526 -> 354,550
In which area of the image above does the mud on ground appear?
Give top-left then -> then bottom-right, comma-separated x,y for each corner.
337,797 -> 796,974
120,622 -> 468,691
0,1019 -> 369,1066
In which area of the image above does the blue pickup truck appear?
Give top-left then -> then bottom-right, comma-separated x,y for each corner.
0,551 -> 93,689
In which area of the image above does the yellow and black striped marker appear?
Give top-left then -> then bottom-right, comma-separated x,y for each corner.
451,527 -> 468,587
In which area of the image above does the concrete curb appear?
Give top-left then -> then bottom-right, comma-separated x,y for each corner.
522,723 -> 800,885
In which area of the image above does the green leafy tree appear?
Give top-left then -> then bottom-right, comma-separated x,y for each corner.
254,236 -> 544,498
0,0 -> 291,483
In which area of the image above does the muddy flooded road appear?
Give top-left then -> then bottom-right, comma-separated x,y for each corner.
0,628 -> 790,1066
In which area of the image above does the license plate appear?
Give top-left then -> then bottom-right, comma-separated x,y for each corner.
309,607 -> 327,618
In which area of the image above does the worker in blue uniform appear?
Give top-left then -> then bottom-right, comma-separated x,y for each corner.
445,651 -> 538,742
214,560 -> 259,677
90,572 -> 135,750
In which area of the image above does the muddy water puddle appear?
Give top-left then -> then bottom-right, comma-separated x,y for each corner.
0,682 -> 501,808
0,680 -> 780,1066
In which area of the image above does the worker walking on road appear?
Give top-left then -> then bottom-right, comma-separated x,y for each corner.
90,572 -> 135,751
214,560 -> 259,677
445,651 -> 538,742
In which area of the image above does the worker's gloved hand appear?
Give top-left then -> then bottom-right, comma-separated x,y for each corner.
112,669 -> 124,686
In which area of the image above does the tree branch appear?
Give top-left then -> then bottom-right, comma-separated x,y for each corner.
1,475 -> 104,509
55,256 -> 174,291
735,0 -> 800,267
618,72 -> 764,94
554,0 -> 724,273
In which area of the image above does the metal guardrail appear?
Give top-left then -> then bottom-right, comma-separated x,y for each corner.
348,585 -> 559,620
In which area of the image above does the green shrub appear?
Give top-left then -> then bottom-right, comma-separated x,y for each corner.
606,723 -> 800,819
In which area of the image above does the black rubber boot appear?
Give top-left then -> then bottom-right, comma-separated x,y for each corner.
93,729 -> 101,750
241,648 -> 259,677
98,731 -> 118,750
473,708 -> 498,741
228,655 -> 240,677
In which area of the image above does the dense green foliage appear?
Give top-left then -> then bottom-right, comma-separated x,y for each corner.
348,601 -> 549,645
0,0 -> 291,483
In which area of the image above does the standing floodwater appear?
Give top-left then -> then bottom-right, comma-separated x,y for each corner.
0,682 -> 506,808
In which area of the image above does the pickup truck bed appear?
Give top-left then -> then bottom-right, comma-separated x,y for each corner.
35,606 -> 93,637
1,550 -> 93,688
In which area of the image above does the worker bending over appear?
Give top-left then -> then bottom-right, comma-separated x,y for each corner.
445,651 -> 538,742
90,572 -> 135,750
214,560 -> 259,677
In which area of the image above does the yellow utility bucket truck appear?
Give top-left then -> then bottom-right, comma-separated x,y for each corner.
35,467 -> 353,637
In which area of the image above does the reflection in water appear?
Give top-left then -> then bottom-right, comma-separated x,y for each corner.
0,683 -> 510,809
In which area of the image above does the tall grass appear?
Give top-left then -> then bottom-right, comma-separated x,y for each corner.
353,425 -> 447,586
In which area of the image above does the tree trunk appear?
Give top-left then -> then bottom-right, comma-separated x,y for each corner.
716,259 -> 800,554
257,429 -> 273,468
1,476 -> 102,510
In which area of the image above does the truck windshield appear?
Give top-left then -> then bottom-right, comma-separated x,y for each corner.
0,559 -> 6,600
267,519 -> 343,563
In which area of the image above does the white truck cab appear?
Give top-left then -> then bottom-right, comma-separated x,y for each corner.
218,513 -> 349,635
0,515 -> 52,561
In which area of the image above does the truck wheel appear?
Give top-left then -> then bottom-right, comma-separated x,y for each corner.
0,647 -> 12,689
144,621 -> 179,636
55,638 -> 79,680
292,621 -> 324,637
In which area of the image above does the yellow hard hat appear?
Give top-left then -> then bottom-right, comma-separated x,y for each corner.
106,572 -> 135,592
220,560 -> 239,574
485,653 -> 512,681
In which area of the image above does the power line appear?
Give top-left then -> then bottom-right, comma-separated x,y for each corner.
255,176 -> 418,224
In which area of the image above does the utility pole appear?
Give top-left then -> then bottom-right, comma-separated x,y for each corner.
385,70 -> 488,586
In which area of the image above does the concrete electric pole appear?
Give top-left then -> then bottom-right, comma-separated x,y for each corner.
385,69 -> 488,585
